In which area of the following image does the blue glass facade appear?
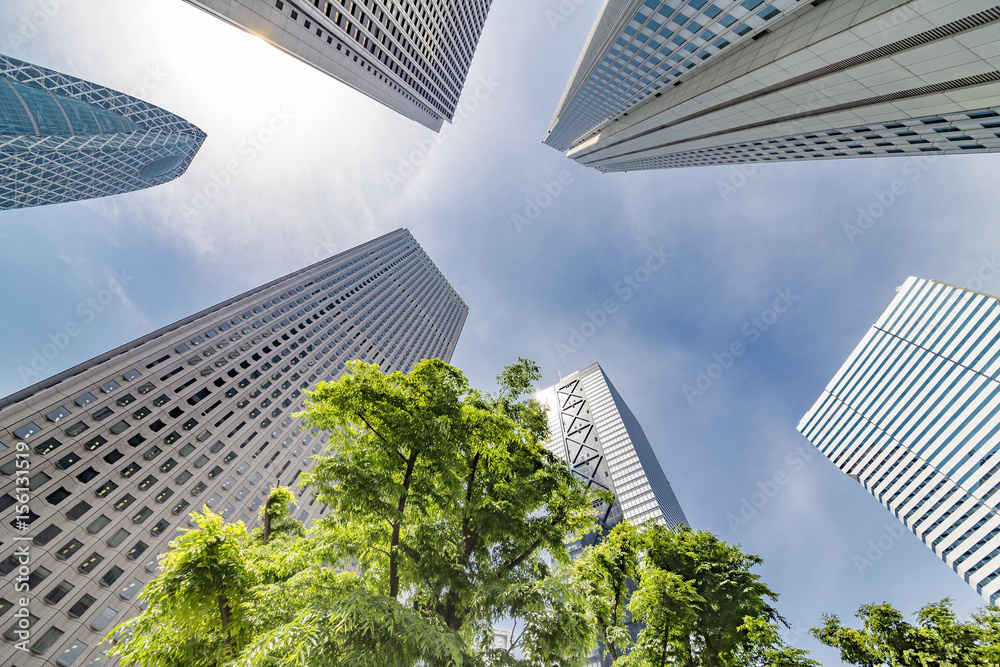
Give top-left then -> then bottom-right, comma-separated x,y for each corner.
0,54 -> 205,210
799,277 -> 1000,604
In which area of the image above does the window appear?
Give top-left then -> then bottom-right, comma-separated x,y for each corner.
43,580 -> 74,605
113,494 -> 136,512
99,565 -> 125,587
76,466 -> 99,483
67,593 -> 96,618
92,406 -> 114,421
107,528 -> 131,547
46,487 -> 72,505
149,519 -> 171,536
29,626 -> 64,655
55,452 -> 82,469
33,437 -> 62,455
32,523 -> 62,546
65,501 -> 92,521
126,541 -> 148,560
116,393 -> 136,407
95,481 -> 118,498
131,507 -> 154,524
83,435 -> 107,451
86,514 -> 112,534
55,638 -> 88,666
55,539 -> 84,560
109,420 -> 130,435
90,606 -> 118,631
77,551 -> 104,575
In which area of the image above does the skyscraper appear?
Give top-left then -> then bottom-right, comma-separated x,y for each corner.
545,0 -> 1000,172
536,362 -> 687,667
799,277 -> 1000,605
536,362 -> 687,544
0,54 -> 205,210
0,229 -> 467,666
181,0 -> 493,131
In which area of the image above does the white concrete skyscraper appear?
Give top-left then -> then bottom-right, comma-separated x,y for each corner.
545,0 -> 1000,172
182,0 -> 494,131
0,229 -> 466,666
536,362 -> 687,667
799,277 -> 1000,605
536,362 -> 687,539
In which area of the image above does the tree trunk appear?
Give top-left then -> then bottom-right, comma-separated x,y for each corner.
262,494 -> 274,544
390,448 -> 420,599
218,593 -> 232,649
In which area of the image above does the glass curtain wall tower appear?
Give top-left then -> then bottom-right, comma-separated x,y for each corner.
182,0 -> 494,131
545,0 -> 1000,172
0,228 -> 467,667
799,277 -> 1000,605
0,54 -> 205,210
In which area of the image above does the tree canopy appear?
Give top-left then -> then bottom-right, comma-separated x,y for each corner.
812,599 -> 1000,667
107,358 -> 601,666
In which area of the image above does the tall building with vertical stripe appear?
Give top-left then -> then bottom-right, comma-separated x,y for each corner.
799,277 -> 1000,604
0,54 -> 205,210
0,229 -> 467,667
545,0 -> 1000,172
182,0 -> 493,131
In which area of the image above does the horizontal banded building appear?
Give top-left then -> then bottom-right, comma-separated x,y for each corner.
0,229 -> 467,666
546,0 -> 1000,172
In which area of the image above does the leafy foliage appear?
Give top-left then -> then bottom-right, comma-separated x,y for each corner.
574,522 -> 811,667
813,599 -> 1000,667
108,359 -> 600,666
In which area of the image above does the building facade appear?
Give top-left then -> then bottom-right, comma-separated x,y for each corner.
799,277 -> 1000,605
0,229 -> 467,666
536,362 -> 687,539
182,0 -> 493,131
545,0 -> 1000,172
0,54 -> 205,210
535,362 -> 687,666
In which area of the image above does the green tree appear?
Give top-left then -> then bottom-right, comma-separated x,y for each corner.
573,521 -> 645,662
106,488 -> 305,667
813,599 -> 999,667
296,358 -> 597,644
109,358 -> 600,667
574,522 -> 810,667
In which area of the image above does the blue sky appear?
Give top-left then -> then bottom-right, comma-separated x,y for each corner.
2,0 -> 1000,662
